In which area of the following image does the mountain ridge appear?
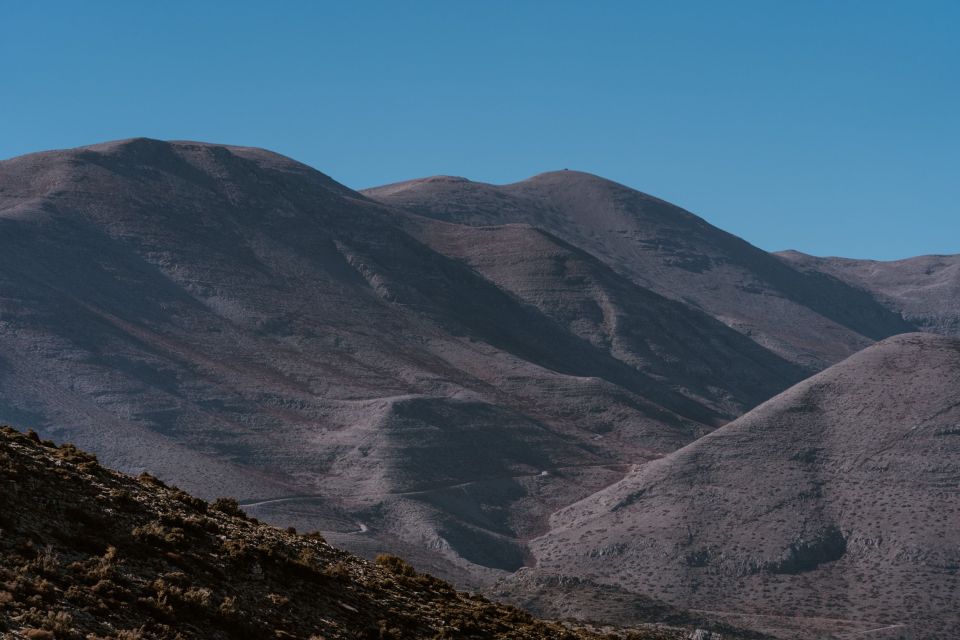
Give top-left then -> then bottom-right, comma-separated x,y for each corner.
364,169 -> 916,370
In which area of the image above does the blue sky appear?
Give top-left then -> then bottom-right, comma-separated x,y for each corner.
3,1 -> 957,259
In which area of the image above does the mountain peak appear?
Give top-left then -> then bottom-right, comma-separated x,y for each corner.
0,137 -> 359,206
516,168 -> 614,184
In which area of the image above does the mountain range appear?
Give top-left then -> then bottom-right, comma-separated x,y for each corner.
1,138 -> 956,637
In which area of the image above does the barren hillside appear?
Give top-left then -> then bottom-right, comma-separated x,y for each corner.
365,172 -> 915,370
778,250 -> 960,336
523,333 -> 960,638
0,139 -> 802,583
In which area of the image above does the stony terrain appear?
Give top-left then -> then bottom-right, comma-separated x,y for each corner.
522,333 -> 960,639
0,425 -> 696,639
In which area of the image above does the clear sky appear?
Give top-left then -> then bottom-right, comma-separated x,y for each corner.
3,1 -> 957,259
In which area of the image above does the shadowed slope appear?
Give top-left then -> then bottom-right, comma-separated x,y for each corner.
778,250 -> 960,336
523,333 -> 960,639
365,171 -> 915,369
400,217 -> 806,419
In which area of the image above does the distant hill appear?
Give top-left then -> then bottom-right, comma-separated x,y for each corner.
365,171 -> 915,370
0,425 -> 694,639
522,333 -> 960,639
778,250 -> 960,337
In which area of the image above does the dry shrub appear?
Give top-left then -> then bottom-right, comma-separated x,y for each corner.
322,561 -> 351,579
375,554 -> 416,577
41,610 -> 74,634
219,595 -> 238,617
132,521 -> 186,547
182,586 -> 213,608
75,546 -> 118,583
29,546 -> 60,576
137,472 -> 166,487
304,531 -> 326,543
211,497 -> 244,517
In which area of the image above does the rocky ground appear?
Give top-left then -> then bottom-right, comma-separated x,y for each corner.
0,425 -> 702,639
521,333 -> 960,639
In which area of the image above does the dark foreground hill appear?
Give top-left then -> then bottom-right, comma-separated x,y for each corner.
521,333 -> 960,639
0,425 -> 696,640
0,139 -> 805,581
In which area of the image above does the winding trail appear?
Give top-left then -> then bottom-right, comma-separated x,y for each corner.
238,462 -> 632,508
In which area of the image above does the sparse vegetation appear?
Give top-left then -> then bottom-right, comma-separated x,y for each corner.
210,496 -> 244,517
0,425 -> 685,640
375,553 -> 417,577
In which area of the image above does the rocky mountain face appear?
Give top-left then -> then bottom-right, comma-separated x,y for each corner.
777,250 -> 960,337
0,139 -> 802,585
521,333 -> 960,639
2,139 -> 956,638
0,425 -> 695,639
364,172 -> 915,370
